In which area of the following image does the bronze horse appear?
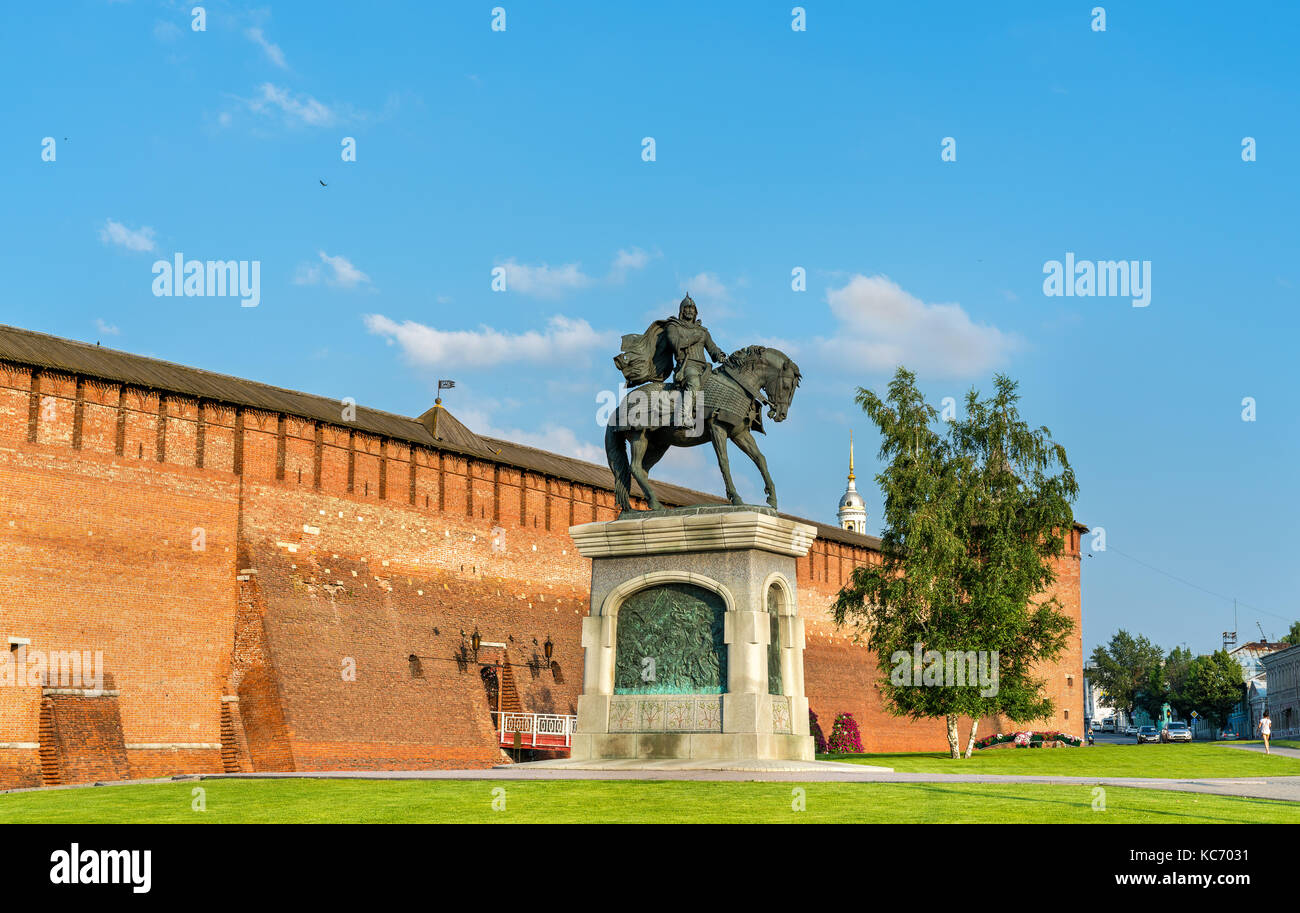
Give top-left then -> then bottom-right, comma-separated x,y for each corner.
604,345 -> 801,512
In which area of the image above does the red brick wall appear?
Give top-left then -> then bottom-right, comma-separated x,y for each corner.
233,473 -> 590,769
0,364 -> 241,787
43,691 -> 131,784
0,748 -> 41,789
0,354 -> 1084,786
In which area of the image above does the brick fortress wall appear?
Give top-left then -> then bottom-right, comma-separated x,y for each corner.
0,358 -> 1082,787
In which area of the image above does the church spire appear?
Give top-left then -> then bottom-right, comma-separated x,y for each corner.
837,432 -> 867,534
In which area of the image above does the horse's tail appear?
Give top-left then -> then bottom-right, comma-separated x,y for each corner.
604,423 -> 633,512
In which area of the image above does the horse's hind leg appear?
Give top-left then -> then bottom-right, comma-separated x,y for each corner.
731,428 -> 778,509
641,436 -> 671,474
628,431 -> 663,510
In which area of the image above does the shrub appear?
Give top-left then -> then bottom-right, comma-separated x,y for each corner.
827,712 -> 864,753
809,709 -> 828,754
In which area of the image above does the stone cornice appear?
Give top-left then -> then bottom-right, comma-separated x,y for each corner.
569,509 -> 817,559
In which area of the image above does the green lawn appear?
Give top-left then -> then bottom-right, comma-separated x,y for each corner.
1,778 -> 1297,823
822,741 -> 1300,778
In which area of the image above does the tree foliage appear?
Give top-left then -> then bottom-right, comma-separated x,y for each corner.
1183,650 -> 1246,728
1090,630 -> 1164,719
1281,621 -> 1300,647
1092,635 -> 1246,731
832,368 -> 1078,758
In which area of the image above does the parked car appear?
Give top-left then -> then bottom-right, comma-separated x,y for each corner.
1219,729 -> 1239,741
1124,725 -> 1138,736
1102,718 -> 1116,732
1163,721 -> 1193,743
1137,726 -> 1160,743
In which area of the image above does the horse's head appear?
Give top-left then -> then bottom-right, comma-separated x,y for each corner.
722,345 -> 802,422
758,347 -> 801,422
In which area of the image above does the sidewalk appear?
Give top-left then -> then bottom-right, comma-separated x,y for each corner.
1221,742 -> 1300,761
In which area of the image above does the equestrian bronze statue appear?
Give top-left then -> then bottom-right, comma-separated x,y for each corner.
607,295 -> 801,512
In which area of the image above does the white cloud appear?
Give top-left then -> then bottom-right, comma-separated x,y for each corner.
94,318 -> 120,336
98,219 -> 156,253
820,274 -> 1019,378
681,272 -> 728,301
496,258 -> 594,299
246,28 -> 288,69
364,314 -> 613,369
247,83 -> 335,126
609,246 -> 655,282
493,248 -> 657,296
294,251 -> 370,288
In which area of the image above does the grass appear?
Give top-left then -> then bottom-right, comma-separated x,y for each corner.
821,741 -> 1300,778
0,778 -> 1297,823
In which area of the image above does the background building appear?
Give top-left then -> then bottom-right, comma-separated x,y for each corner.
1259,644 -> 1300,739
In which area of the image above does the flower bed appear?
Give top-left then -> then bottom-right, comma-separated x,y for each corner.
974,730 -> 1082,750
827,712 -> 864,753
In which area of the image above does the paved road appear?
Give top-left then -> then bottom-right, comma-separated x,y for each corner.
1089,731 -> 1138,746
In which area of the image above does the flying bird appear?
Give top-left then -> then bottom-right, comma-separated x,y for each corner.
319,179 -> 327,186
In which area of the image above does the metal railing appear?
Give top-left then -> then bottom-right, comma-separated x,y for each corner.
492,712 -> 577,749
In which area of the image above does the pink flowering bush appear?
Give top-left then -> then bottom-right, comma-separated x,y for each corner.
827,712 -> 864,753
1013,731 -> 1031,747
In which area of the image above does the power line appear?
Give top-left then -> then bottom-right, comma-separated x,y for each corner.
1102,545 -> 1294,625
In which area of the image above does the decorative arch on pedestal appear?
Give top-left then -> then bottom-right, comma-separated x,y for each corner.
761,572 -> 796,698
602,572 -> 734,696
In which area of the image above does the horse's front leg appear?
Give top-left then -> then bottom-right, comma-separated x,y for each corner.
709,422 -> 743,505
731,428 -> 777,509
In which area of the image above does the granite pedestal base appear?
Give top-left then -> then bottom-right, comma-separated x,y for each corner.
567,505 -> 817,763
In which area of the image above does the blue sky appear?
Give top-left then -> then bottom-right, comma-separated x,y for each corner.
3,1 -> 1297,656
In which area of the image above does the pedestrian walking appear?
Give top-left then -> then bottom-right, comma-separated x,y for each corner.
1258,711 -> 1272,755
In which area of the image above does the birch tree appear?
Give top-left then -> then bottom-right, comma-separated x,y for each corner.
833,369 -> 1077,759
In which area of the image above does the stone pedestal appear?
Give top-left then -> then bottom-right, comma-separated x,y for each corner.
567,506 -> 817,762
